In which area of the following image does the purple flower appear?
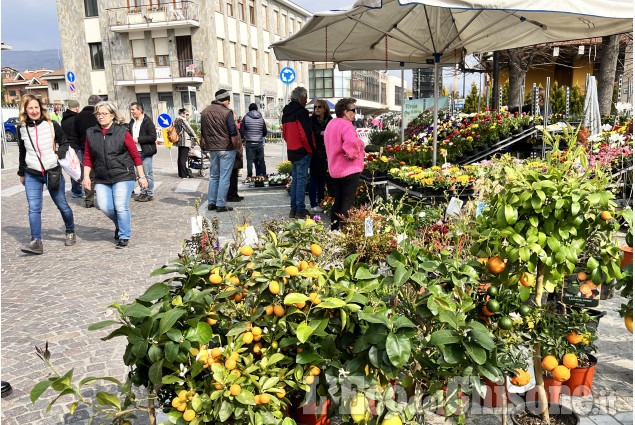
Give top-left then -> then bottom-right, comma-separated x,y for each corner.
313,215 -> 321,221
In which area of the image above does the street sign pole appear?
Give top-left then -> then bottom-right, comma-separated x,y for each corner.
280,67 -> 296,163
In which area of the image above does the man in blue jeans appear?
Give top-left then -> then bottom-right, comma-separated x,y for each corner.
282,87 -> 315,219
200,89 -> 241,212
240,103 -> 268,178
129,102 -> 157,202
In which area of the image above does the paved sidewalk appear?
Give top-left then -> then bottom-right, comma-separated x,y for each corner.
1,142 -> 632,424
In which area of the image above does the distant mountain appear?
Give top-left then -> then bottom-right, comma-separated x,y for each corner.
1,49 -> 63,72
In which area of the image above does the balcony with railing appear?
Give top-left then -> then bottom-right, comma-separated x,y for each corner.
112,59 -> 204,86
107,2 -> 200,32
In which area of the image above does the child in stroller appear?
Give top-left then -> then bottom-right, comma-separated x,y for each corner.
188,148 -> 209,177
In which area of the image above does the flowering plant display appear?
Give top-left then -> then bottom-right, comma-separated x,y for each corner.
276,161 -> 292,174
247,176 -> 267,183
267,173 -> 291,185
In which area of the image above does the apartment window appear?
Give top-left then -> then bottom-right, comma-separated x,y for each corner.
241,45 -> 248,71
265,52 -> 271,75
217,39 -> 226,66
395,86 -> 403,106
274,11 -> 280,34
233,93 -> 242,116
230,42 -> 237,68
281,14 -> 286,36
127,0 -> 141,8
156,55 -> 169,66
84,0 -> 98,17
9,90 -> 16,96
226,1 -> 234,16
52,83 -> 59,90
89,43 -> 105,70
309,68 -> 335,98
20,90 -> 26,97
251,48 -> 258,73
214,0 -> 222,12
262,5 -> 268,29
249,0 -> 255,24
133,57 -> 147,68
237,1 -> 245,21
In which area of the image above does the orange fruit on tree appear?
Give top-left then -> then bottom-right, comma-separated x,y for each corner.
211,348 -> 222,358
562,353 -> 578,369
625,316 -> 633,333
259,393 -> 271,404
477,257 -> 490,272
230,275 -> 240,285
183,410 -> 196,422
482,306 -> 495,317
230,369 -> 241,377
243,332 -> 254,344
230,351 -> 239,361
600,211 -> 612,221
215,383 -> 223,390
310,366 -> 321,376
541,355 -> 558,372
273,305 -> 285,317
210,274 -> 223,284
253,342 -> 263,354
269,280 -> 280,294
265,305 -> 274,316
577,271 -> 588,281
552,365 -> 571,382
567,331 -> 584,344
177,401 -> 187,412
254,394 -> 261,404
225,358 -> 237,370
253,334 -> 261,342
311,244 -> 323,256
230,384 -> 242,396
252,327 -> 262,336
276,388 -> 286,399
285,266 -> 299,276
510,369 -> 530,387
299,260 -> 309,271
488,256 -> 506,274
305,375 -> 315,385
206,317 -> 218,326
520,272 -> 535,287
240,246 -> 254,256
295,301 -> 306,309
246,262 -> 255,269
178,390 -> 189,399
172,397 -> 183,408
234,293 -> 243,302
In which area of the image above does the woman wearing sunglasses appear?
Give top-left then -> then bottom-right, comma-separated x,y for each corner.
308,100 -> 332,213
324,98 -> 365,230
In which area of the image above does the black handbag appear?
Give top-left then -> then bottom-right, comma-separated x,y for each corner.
25,121 -> 62,190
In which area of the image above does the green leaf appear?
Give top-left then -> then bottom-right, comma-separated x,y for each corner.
296,322 -> 313,343
386,332 -> 411,367
162,375 -> 181,384
315,298 -> 346,309
122,303 -> 152,318
547,237 -> 561,253
464,341 -> 487,365
467,328 -> 495,351
429,329 -> 459,346
192,264 -> 213,275
283,293 -> 309,305
148,360 -> 164,385
529,216 -> 539,227
586,257 -> 600,271
262,377 -> 279,390
137,282 -> 170,302
354,267 -> 379,280
30,380 -> 52,403
441,344 -> 463,363
165,341 -> 180,362
393,264 -> 412,286
519,246 -> 530,262
159,308 -> 185,335
296,350 -> 322,365
185,322 -> 213,344
219,400 -> 233,422
96,391 -> 121,409
571,202 -> 580,215
587,193 -> 601,204
393,316 -> 416,329
87,320 -> 120,331
78,376 -> 122,388
236,390 -> 257,405
504,205 -> 518,225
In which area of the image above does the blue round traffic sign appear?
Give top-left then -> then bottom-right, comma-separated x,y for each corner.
158,113 -> 173,129
66,71 -> 75,83
68,83 -> 76,93
280,67 -> 296,84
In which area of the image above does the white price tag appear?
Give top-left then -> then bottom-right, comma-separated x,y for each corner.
397,234 -> 408,243
445,197 -> 464,218
364,217 -> 374,237
241,225 -> 259,246
191,215 -> 203,235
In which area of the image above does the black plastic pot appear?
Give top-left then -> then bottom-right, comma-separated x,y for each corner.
570,307 -> 606,330
511,402 -> 580,425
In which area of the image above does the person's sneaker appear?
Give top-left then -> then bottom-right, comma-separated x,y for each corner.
296,209 -> 311,219
1,381 -> 13,398
72,192 -> 85,198
116,239 -> 129,249
137,194 -> 151,202
227,196 -> 244,202
207,204 -> 216,211
85,203 -> 94,208
289,210 -> 296,219
310,206 -> 323,214
134,194 -> 145,201
65,232 -> 76,246
216,206 -> 234,212
21,238 -> 43,255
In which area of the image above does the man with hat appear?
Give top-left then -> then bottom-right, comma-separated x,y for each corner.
61,100 -> 84,198
199,89 -> 241,212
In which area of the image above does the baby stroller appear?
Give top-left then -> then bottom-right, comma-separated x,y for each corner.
188,148 -> 209,177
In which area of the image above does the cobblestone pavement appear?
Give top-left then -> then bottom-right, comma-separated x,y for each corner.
1,143 -> 632,424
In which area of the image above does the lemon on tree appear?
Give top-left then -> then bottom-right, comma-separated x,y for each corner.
381,414 -> 403,425
349,393 -> 371,424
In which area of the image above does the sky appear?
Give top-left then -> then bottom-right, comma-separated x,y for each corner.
0,0 -> 480,96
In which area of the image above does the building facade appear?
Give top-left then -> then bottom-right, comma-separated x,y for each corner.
308,63 -> 408,116
2,69 -> 53,105
55,0 -> 311,120
412,68 -> 442,100
41,70 -> 71,105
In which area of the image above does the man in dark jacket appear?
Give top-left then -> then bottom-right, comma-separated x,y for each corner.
281,87 -> 314,219
240,103 -> 268,178
61,100 -> 83,198
200,89 -> 241,212
129,102 -> 157,202
74,94 -> 100,208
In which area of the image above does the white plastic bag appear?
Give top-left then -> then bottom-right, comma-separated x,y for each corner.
58,147 -> 82,181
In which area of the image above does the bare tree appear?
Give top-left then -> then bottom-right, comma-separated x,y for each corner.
504,46 -> 552,109
597,35 -> 621,116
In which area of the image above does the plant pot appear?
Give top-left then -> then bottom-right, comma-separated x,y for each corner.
568,307 -> 605,330
254,181 -> 265,187
294,398 -> 330,425
512,127 -> 522,135
511,402 -> 580,425
525,378 -> 562,404
564,354 -> 597,397
621,246 -> 633,268
479,378 -> 509,407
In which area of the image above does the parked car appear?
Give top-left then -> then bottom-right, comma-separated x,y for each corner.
4,117 -> 20,142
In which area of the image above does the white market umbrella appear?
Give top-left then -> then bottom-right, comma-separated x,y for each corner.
583,76 -> 602,137
272,0 -> 633,165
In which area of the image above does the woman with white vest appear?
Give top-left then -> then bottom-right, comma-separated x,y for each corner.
17,94 -> 76,255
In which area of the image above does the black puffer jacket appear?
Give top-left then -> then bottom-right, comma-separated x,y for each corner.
61,109 -> 80,150
310,114 -> 331,175
86,124 -> 136,185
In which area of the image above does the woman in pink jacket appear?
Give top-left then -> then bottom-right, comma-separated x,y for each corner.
324,98 -> 365,230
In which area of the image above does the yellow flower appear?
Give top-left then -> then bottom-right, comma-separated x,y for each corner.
431,166 -> 441,170
238,224 -> 248,231
380,156 -> 388,162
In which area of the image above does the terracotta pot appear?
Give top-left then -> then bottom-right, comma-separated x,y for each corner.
564,354 -> 597,397
525,378 -> 563,404
294,398 -> 330,425
479,378 -> 509,407
621,246 -> 633,268
511,402 -> 580,425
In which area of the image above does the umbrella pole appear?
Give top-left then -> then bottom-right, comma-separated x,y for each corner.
401,68 -> 405,144
433,57 -> 439,166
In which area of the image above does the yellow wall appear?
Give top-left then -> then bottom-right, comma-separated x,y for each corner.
571,59 -> 594,92
495,60 -> 594,95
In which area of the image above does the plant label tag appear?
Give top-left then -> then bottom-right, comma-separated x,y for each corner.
364,217 -> 374,237
476,202 -> 489,217
191,215 -> 203,235
446,197 -> 464,218
397,234 -> 408,243
242,225 -> 259,246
